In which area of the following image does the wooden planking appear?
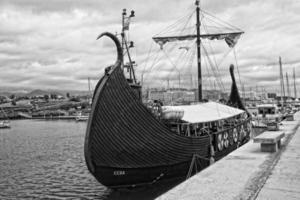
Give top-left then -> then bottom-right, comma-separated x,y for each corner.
86,65 -> 211,168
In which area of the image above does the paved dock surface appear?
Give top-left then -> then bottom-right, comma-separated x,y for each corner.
157,112 -> 300,200
255,118 -> 300,199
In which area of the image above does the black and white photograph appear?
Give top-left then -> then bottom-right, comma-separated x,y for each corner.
1,0 -> 300,199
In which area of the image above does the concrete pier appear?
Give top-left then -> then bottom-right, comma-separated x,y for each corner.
256,120 -> 300,199
157,112 -> 300,200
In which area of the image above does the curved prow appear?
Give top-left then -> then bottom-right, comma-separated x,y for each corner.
86,32 -> 123,173
92,32 -> 123,100
227,64 -> 247,111
97,32 -> 123,67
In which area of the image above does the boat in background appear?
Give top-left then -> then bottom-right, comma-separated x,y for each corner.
0,120 -> 10,128
0,107 -> 10,128
84,1 -> 251,188
256,104 -> 282,121
252,104 -> 282,132
75,112 -> 89,122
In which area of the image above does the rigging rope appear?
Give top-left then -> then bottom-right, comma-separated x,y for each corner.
179,10 -> 195,36
201,43 -> 225,91
142,6 -> 243,93
201,9 -> 243,32
187,43 -> 197,88
142,42 -> 154,75
142,48 -> 164,84
201,16 -> 225,91
154,10 -> 195,37
162,39 -> 195,85
203,49 -> 213,91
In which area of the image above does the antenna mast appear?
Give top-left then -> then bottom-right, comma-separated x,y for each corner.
121,9 -> 137,83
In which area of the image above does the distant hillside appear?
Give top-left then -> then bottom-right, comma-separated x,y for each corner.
26,89 -> 64,97
59,90 -> 92,97
0,91 -> 30,97
0,92 -> 11,97
0,88 -> 92,98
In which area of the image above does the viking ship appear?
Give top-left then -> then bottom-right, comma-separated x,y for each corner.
85,1 -> 251,188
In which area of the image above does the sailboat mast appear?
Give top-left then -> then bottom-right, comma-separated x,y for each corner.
88,77 -> 91,93
195,0 -> 202,101
294,68 -> 297,99
286,72 -> 290,99
279,57 -> 285,107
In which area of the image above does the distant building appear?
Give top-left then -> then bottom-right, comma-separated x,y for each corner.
267,93 -> 277,99
148,90 -> 165,102
147,88 -> 227,104
0,96 -> 10,104
194,89 -> 225,101
242,91 -> 257,100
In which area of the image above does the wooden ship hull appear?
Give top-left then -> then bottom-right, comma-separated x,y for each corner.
84,32 -> 251,188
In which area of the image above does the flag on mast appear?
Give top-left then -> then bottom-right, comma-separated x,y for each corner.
123,17 -> 131,30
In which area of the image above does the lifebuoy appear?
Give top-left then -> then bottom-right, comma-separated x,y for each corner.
223,132 -> 229,148
233,128 -> 238,143
217,134 -> 224,151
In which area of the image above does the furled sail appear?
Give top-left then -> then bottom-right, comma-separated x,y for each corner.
153,31 -> 243,49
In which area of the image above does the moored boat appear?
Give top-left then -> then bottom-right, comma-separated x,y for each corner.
252,104 -> 282,132
84,1 -> 251,188
0,120 -> 10,129
0,107 -> 10,128
76,115 -> 89,121
75,112 -> 89,121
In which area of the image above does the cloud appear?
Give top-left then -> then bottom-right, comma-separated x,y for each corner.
0,0 -> 299,94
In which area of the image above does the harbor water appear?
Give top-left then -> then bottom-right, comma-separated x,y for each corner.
0,120 -> 179,200
0,120 -> 111,199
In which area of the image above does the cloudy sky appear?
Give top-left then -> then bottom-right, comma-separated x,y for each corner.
0,0 -> 300,94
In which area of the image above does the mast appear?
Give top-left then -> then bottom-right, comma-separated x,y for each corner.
294,68 -> 297,99
151,1 -> 243,101
195,0 -> 202,101
178,73 -> 181,89
286,72 -> 290,99
260,86 -> 263,101
88,77 -> 91,93
121,9 -> 136,83
256,85 -> 258,100
242,84 -> 245,105
121,9 -> 126,68
279,57 -> 285,107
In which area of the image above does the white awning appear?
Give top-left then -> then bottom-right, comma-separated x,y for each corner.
257,104 -> 277,108
164,102 -> 245,123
